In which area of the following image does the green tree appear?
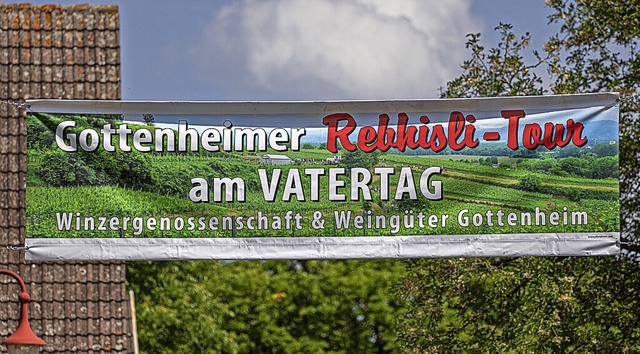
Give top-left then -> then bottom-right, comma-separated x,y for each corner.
545,0 -> 640,251
127,262 -> 238,354
442,23 -> 546,99
590,156 -> 619,179
558,157 -> 589,177
143,113 -> 155,126
398,257 -> 640,353
558,144 -> 582,158
545,0 -> 640,100
26,115 -> 55,150
526,158 -> 558,173
128,260 -> 406,354
593,143 -> 618,157
35,150 -> 106,186
341,149 -> 380,170
518,174 -> 542,192
397,2 -> 640,352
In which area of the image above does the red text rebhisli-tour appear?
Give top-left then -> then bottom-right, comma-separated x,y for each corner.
322,110 -> 588,153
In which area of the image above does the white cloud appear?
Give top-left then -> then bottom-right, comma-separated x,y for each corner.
190,0 -> 481,100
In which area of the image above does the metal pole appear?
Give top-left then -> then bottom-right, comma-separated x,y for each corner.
129,290 -> 140,354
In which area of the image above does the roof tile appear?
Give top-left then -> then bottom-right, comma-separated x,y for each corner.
1,3 -> 130,353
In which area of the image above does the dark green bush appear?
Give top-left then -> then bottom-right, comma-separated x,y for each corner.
35,150 -> 107,186
518,175 -> 542,192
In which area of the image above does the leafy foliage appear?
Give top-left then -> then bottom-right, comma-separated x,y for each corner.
442,23 -> 546,98
28,113 -> 154,189
128,260 -> 405,354
519,155 -> 619,179
398,1 -> 640,352
398,257 -> 640,353
143,114 -> 155,126
35,150 -> 107,186
518,174 -> 542,192
341,149 -> 380,170
544,0 -> 640,253
545,0 -> 640,100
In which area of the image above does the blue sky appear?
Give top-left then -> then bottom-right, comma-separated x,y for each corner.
9,0 -> 556,101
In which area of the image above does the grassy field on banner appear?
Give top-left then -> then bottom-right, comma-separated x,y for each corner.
26,112 -> 619,238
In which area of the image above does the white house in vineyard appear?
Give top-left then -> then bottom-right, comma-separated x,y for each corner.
259,154 -> 293,165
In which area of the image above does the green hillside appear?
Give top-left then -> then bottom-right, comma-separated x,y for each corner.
26,113 -> 619,239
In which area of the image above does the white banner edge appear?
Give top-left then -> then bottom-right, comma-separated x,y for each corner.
25,233 -> 620,261
25,93 -> 620,116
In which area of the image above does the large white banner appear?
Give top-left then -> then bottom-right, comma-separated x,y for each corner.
25,93 -> 620,260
